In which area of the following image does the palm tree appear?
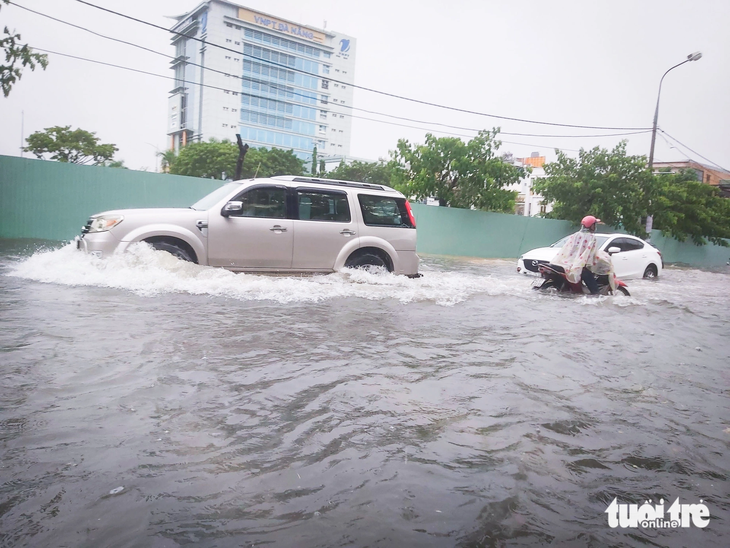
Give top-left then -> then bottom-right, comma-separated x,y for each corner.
158,149 -> 177,173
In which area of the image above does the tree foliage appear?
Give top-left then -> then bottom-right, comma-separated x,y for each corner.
23,126 -> 118,165
325,159 -> 394,186
1,0 -> 48,97
168,139 -> 305,179
534,142 -> 730,246
389,129 -> 522,212
533,142 -> 652,236
157,149 -> 177,173
652,169 -> 730,246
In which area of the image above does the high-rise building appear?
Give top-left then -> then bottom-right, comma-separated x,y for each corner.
167,1 -> 356,164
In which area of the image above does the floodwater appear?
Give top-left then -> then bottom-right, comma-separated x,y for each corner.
1,239 -> 729,548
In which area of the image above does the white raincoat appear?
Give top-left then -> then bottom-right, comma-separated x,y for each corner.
552,229 -> 599,284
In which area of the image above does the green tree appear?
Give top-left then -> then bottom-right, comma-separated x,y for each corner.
244,146 -> 305,178
1,0 -> 48,97
533,141 -> 652,236
105,160 -> 127,169
325,159 -> 394,186
23,126 -> 118,165
652,169 -> 730,246
157,149 -> 177,173
169,139 -> 305,179
390,129 -> 522,212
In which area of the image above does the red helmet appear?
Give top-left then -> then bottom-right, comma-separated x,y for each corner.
581,215 -> 600,230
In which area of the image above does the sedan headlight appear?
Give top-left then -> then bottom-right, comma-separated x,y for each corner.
87,215 -> 124,233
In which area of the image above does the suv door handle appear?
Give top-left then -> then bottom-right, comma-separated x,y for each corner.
340,229 -> 356,236
270,225 -> 287,232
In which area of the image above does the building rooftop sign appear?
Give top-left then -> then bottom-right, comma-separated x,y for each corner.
237,7 -> 326,43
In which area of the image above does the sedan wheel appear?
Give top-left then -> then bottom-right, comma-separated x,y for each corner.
643,264 -> 658,279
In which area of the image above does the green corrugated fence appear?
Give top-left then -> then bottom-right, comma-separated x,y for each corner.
1,155 -> 728,268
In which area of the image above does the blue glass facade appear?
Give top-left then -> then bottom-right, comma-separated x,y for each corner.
239,26 -> 327,158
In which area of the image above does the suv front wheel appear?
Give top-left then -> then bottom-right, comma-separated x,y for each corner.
146,239 -> 196,263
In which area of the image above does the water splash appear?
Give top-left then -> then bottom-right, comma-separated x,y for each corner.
6,243 -> 535,306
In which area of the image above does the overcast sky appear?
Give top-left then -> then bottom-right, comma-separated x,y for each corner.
1,0 -> 728,174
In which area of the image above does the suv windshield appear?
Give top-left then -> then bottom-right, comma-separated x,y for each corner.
190,183 -> 240,211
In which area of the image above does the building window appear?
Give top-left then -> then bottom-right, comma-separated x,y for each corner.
320,95 -> 328,104
320,110 -> 327,119
226,23 -> 233,28
223,106 -> 229,111
232,108 -> 238,112
335,68 -> 340,72
319,125 -> 326,133
321,80 -> 329,89
223,123 -> 228,127
331,128 -> 336,132
226,39 -> 232,43
234,41 -> 240,45
340,115 -> 345,119
342,85 -> 346,89
225,55 -> 231,60
323,65 -> 330,74
332,99 -> 338,103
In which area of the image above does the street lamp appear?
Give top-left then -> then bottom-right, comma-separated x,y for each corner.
645,51 -> 702,234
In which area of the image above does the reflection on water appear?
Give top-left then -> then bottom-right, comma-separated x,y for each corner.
1,240 -> 729,547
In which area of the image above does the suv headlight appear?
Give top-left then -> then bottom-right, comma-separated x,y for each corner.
87,215 -> 124,233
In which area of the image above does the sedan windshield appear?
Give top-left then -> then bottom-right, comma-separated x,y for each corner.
550,234 -> 609,248
190,182 -> 240,211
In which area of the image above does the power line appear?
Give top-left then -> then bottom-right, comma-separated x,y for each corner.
26,44 -> 586,154
658,130 -> 730,173
13,1 -> 647,142
70,0 -> 653,132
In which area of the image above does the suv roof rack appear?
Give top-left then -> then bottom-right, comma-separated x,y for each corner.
276,176 -> 388,191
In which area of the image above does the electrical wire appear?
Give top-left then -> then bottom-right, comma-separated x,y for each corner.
658,130 -> 730,173
12,2 -> 649,141
26,44 -> 586,154
69,0 -> 653,132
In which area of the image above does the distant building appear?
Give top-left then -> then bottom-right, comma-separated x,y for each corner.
167,0 -> 356,163
652,160 -> 730,197
506,153 -> 551,217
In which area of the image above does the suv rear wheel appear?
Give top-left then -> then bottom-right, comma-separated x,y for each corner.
345,251 -> 390,271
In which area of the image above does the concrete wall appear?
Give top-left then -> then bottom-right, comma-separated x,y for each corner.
1,155 -> 728,267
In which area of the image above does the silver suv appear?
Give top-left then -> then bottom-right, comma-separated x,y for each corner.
76,176 -> 420,277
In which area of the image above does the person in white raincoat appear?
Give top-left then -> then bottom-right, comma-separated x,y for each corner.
551,215 -> 606,294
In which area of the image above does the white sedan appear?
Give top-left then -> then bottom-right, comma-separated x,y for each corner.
517,233 -> 664,279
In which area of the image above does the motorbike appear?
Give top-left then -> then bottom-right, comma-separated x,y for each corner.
533,263 -> 631,296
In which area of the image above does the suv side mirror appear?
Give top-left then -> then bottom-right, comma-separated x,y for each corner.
221,201 -> 243,217
607,246 -> 621,255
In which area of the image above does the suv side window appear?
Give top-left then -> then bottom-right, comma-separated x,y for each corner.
358,194 -> 412,227
233,186 -> 287,218
297,189 -> 351,222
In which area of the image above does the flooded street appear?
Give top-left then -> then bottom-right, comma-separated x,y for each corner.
1,240 -> 729,548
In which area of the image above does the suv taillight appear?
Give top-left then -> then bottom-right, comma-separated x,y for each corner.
405,201 -> 417,228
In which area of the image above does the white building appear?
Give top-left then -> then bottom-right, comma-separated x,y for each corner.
506,153 -> 552,217
167,1 -> 356,163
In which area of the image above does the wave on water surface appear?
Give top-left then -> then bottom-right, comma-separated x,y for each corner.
7,243 -> 537,306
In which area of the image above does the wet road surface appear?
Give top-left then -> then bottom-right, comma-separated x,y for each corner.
1,240 -> 729,547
